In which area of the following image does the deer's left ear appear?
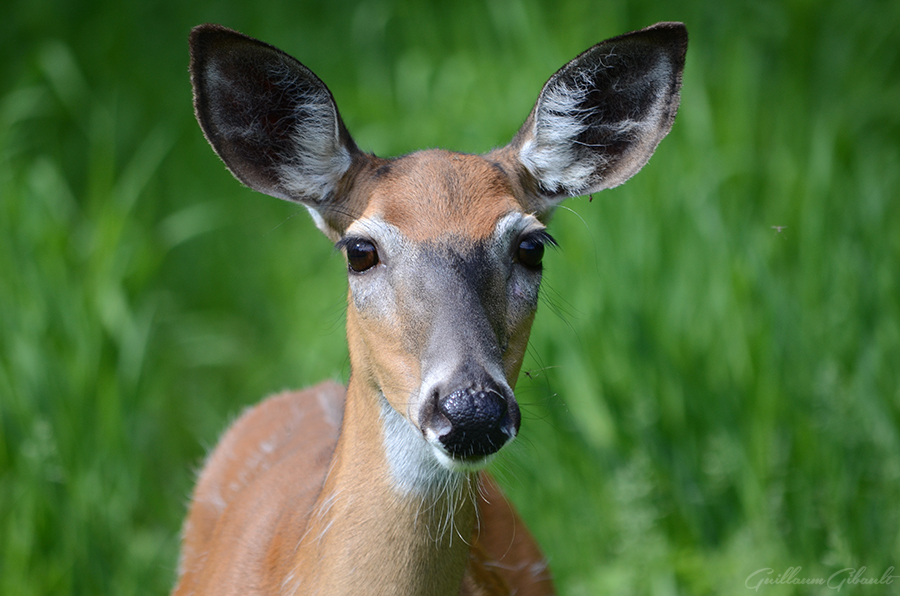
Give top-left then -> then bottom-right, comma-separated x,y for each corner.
505,22 -> 687,208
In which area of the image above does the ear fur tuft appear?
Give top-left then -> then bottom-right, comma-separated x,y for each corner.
189,24 -> 358,206
515,22 -> 688,202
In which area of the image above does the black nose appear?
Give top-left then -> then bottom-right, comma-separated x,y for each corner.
433,386 -> 519,459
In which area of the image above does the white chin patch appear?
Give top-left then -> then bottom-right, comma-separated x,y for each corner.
380,395 -> 466,496
424,429 -> 497,472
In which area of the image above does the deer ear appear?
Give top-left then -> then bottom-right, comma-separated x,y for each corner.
510,22 -> 687,204
189,24 -> 359,210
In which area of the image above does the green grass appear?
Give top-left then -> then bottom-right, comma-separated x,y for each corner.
2,0 -> 899,594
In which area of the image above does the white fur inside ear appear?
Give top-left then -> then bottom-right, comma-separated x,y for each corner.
519,75 -> 608,196
519,51 -> 673,198
269,63 -> 353,203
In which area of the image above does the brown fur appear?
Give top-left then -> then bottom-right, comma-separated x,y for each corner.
364,150 -> 522,242
174,384 -> 553,596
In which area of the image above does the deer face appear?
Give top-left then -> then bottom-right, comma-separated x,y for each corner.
189,22 -> 687,472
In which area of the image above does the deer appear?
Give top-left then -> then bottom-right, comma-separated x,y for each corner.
174,22 -> 687,596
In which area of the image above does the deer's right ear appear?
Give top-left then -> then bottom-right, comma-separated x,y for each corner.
189,24 -> 361,234
507,22 -> 688,211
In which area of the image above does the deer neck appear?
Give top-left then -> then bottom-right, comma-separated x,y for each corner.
287,376 -> 478,596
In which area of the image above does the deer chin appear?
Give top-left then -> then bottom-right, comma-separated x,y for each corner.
427,439 -> 500,473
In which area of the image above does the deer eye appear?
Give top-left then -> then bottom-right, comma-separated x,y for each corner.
516,231 -> 556,269
345,239 -> 379,273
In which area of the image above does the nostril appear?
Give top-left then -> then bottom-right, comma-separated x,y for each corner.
426,392 -> 452,437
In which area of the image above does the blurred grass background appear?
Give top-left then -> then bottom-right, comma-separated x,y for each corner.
2,0 -> 899,594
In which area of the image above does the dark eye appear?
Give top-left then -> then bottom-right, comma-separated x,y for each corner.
517,236 -> 546,269
346,239 -> 379,273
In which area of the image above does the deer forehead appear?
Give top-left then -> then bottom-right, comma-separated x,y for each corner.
357,149 -> 527,243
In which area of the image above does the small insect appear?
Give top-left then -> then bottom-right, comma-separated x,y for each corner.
772,225 -> 787,234
523,366 -> 560,380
